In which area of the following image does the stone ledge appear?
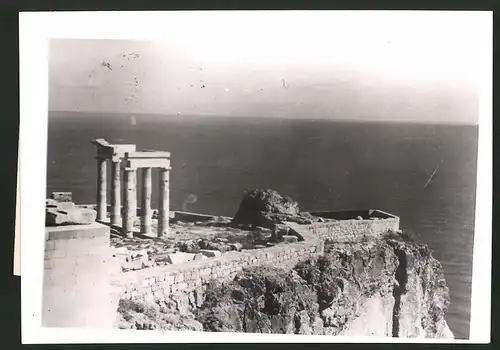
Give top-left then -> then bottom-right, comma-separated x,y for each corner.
45,222 -> 110,241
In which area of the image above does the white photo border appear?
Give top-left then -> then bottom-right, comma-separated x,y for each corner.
19,10 -> 492,344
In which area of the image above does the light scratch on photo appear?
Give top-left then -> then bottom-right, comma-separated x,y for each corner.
424,160 -> 443,188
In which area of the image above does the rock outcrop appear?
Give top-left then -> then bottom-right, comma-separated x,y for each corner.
231,189 -> 313,229
115,299 -> 203,331
192,235 -> 453,338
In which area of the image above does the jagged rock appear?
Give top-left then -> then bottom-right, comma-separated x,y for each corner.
232,189 -> 303,228
197,239 -> 210,250
116,299 -> 203,331
194,239 -> 453,338
206,242 -> 229,253
295,309 -> 313,335
45,208 -> 96,226
177,240 -> 200,253
236,189 -> 299,216
196,265 -> 319,333
169,293 -> 191,315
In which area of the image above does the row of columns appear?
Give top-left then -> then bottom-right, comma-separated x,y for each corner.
97,158 -> 124,226
95,147 -> 170,238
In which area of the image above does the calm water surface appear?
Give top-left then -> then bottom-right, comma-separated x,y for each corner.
46,112 -> 477,339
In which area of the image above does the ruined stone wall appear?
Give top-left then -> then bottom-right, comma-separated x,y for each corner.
310,218 -> 400,242
121,238 -> 324,312
287,217 -> 400,243
42,223 -> 122,328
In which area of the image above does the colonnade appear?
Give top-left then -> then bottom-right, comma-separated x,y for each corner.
92,139 -> 171,238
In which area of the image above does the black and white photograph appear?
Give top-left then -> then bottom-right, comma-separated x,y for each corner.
19,11 -> 492,344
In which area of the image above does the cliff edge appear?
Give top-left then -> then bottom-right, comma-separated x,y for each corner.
192,234 -> 453,338
115,189 -> 453,338
117,234 -> 453,338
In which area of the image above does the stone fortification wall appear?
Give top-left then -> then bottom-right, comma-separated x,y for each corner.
43,223 -> 122,328
286,216 -> 400,243
313,217 -> 399,242
121,238 -> 324,312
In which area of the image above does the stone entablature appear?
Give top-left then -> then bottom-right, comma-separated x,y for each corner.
91,139 -> 171,238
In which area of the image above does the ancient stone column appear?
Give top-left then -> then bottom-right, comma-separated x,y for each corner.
96,157 -> 107,221
140,167 -> 152,235
110,160 -> 121,226
158,168 -> 170,237
122,168 -> 137,238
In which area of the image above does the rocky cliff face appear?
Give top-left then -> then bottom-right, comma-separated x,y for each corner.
117,234 -> 453,339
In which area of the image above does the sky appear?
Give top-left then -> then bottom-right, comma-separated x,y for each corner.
48,11 -> 488,124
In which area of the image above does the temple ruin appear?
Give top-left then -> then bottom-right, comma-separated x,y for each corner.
43,138 -> 402,329
91,139 -> 171,238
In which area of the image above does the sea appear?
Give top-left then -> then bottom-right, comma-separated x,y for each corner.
46,111 -> 478,339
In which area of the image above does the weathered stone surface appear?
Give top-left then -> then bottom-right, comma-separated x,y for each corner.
45,208 -> 97,226
114,247 -> 130,256
46,198 -> 58,208
194,253 -> 208,261
116,299 -> 203,331
199,249 -> 222,258
254,226 -> 272,234
122,256 -> 152,271
273,224 -> 290,240
231,189 -> 312,228
196,265 -> 318,333
282,235 -> 298,244
295,310 -> 313,335
176,240 -> 200,253
229,243 -> 243,251
193,239 -> 453,338
51,192 -> 73,202
166,252 -> 196,264
130,249 -> 149,260
56,202 -> 76,210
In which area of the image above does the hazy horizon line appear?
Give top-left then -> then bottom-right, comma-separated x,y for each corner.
48,110 -> 479,126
